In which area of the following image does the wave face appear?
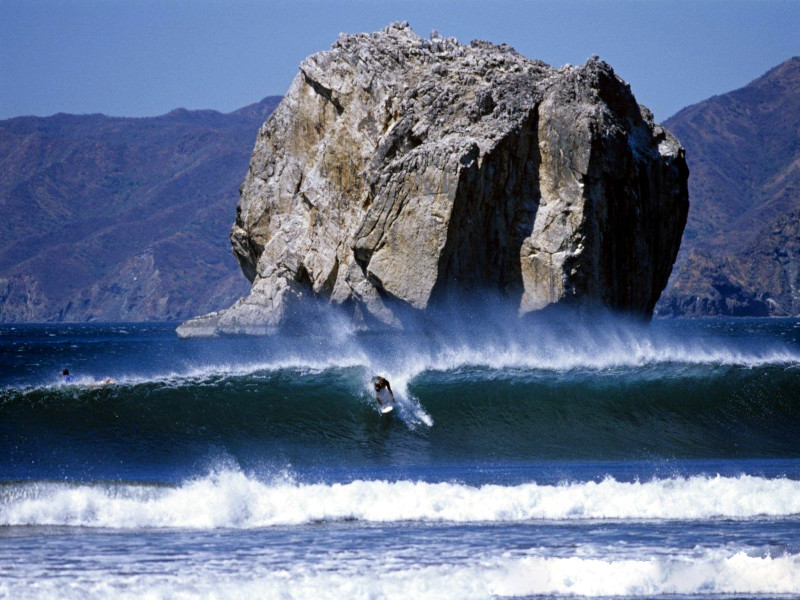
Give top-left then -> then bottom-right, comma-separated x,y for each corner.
2,319 -> 800,479
2,362 -> 800,476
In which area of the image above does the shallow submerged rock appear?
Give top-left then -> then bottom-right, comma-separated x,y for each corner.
177,22 -> 688,338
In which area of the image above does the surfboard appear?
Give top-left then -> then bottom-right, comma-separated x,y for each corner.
88,378 -> 115,388
380,404 -> 394,415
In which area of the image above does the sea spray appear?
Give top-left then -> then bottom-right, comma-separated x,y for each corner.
6,316 -> 800,394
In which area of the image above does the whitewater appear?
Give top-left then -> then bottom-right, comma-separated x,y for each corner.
2,317 -> 800,598
4,471 -> 800,528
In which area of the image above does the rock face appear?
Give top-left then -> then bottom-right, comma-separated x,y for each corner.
178,23 -> 688,336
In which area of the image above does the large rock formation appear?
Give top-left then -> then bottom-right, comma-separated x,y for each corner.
178,23 -> 688,336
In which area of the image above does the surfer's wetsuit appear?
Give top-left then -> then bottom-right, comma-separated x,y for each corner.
373,377 -> 394,406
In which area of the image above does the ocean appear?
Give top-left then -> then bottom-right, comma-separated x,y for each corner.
1,316 -> 799,599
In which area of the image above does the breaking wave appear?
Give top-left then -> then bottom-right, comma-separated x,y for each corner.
3,471 -> 800,529
3,318 -> 800,478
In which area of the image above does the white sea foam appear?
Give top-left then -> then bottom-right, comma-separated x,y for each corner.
495,550 -> 800,597
1,548 -> 799,599
3,471 -> 800,529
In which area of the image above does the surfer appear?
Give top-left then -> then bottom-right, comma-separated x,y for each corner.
61,368 -> 115,386
372,376 -> 394,407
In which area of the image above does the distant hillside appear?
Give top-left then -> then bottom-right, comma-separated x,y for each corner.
657,57 -> 800,316
0,97 -> 281,322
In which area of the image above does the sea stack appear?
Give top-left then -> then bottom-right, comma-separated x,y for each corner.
178,22 -> 688,337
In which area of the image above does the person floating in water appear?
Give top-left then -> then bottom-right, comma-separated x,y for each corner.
61,368 -> 74,383
372,376 -> 394,408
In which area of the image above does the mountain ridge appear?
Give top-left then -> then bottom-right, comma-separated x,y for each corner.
0,97 -> 281,322
656,56 -> 800,316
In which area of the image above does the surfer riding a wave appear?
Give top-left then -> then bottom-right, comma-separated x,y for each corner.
372,376 -> 395,414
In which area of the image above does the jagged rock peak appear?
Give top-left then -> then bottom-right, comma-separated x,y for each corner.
177,23 -> 688,337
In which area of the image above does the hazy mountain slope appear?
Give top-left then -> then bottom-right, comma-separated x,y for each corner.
656,57 -> 800,316
0,98 -> 281,321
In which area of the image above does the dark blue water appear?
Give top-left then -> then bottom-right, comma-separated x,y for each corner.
2,318 -> 800,598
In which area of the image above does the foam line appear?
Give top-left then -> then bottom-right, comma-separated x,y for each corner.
3,472 -> 800,528
1,549 -> 799,598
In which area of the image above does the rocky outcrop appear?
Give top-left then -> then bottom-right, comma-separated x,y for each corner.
178,23 -> 688,337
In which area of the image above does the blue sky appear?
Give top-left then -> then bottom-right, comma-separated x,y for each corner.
1,0 -> 798,122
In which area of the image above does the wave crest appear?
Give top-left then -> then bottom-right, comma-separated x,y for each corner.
3,471 -> 800,529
